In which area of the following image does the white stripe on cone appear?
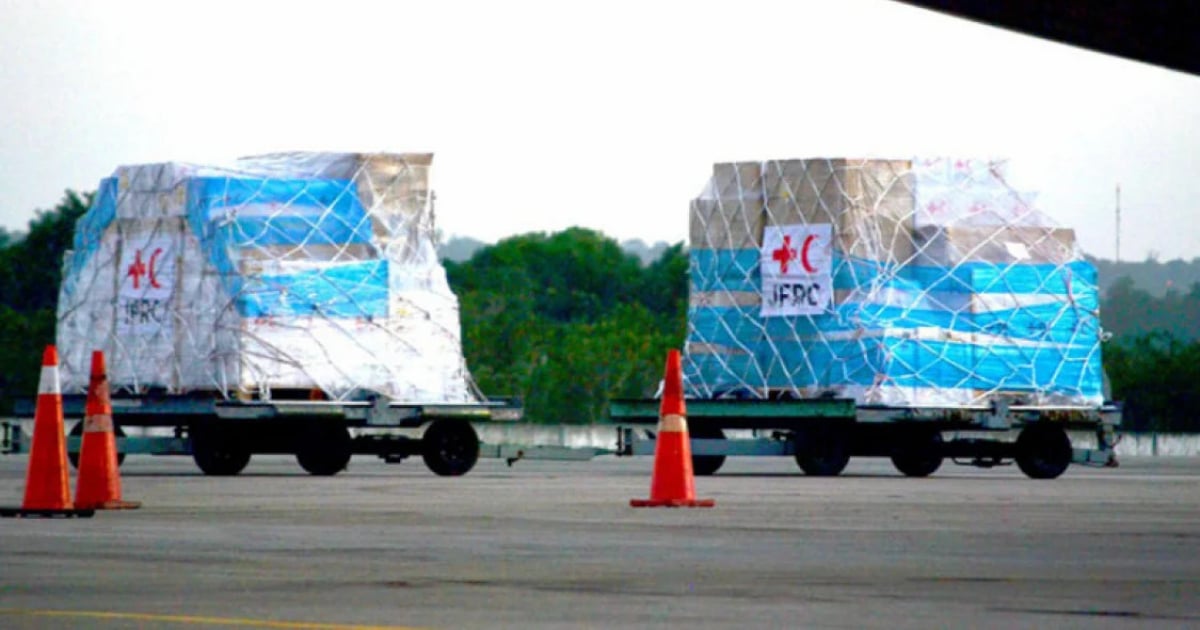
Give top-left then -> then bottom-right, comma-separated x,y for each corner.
37,365 -> 60,395
659,414 -> 687,433
83,413 -> 113,433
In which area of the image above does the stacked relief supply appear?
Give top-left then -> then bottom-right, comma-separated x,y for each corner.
56,152 -> 477,403
686,158 -> 1104,407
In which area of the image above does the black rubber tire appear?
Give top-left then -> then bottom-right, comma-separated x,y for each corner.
690,426 -> 726,476
67,421 -> 127,469
1015,423 -> 1072,480
891,431 -> 945,478
191,426 -> 251,476
422,420 -> 479,477
794,428 -> 851,477
295,424 -> 353,476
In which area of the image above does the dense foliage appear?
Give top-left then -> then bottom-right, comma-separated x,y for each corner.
445,228 -> 686,424
1104,331 -> 1200,432
0,192 -> 1197,432
0,191 -> 90,412
1100,276 -> 1200,341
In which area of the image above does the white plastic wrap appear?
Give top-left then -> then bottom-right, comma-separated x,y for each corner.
57,152 -> 477,403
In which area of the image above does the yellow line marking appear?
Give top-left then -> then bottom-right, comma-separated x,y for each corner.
0,609 -> 428,629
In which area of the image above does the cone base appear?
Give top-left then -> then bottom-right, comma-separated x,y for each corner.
80,499 -> 141,511
0,506 -> 96,519
630,498 -> 715,508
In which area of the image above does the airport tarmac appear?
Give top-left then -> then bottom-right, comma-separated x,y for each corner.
1,454 -> 1198,629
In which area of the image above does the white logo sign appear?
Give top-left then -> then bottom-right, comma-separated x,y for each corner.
117,237 -> 176,335
761,224 -> 832,317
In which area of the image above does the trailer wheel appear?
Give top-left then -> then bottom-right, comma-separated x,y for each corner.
1015,423 -> 1072,480
690,426 -> 726,476
422,419 -> 479,477
191,426 -> 251,476
794,428 -> 851,477
891,431 -> 944,478
295,424 -> 352,476
67,422 -> 127,469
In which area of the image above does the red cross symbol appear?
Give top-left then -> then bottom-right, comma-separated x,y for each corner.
126,250 -> 147,289
772,235 -> 798,274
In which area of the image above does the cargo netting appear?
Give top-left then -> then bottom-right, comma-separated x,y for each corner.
685,158 -> 1104,407
57,152 -> 479,403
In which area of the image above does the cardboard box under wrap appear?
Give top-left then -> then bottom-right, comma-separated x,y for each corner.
761,159 -> 917,264
690,162 -> 767,251
914,225 -> 1079,266
56,153 -> 475,403
690,197 -> 767,252
692,159 -> 917,264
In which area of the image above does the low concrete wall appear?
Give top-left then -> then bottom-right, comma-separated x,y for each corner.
479,424 -> 1200,457
475,424 -> 622,451
1054,431 -> 1199,456
1110,433 -> 1200,457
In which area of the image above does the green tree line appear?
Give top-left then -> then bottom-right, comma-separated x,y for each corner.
0,191 -> 90,413
1090,255 -> 1200,299
444,228 -> 686,425
0,190 -> 1197,432
1096,276 -> 1200,432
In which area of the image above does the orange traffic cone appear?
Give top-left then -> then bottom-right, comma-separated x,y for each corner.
0,346 -> 94,518
631,349 -> 715,508
74,350 -> 140,510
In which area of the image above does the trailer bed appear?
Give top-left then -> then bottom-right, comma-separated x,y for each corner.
609,397 -> 1121,479
5,394 -> 527,477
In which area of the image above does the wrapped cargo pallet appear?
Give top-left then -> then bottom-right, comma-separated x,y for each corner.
686,157 -> 1104,407
57,152 -> 478,403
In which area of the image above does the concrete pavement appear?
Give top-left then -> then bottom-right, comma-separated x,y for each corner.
1,454 -> 1197,629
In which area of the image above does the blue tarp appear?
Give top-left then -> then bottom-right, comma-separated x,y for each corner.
184,176 -> 386,318
686,247 -> 1104,401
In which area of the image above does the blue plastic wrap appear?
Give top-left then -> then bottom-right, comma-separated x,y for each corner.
184,177 -> 383,318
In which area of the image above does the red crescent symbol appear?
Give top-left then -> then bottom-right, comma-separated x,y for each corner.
800,234 -> 817,274
148,247 -> 163,289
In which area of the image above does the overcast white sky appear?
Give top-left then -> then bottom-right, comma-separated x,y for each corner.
2,0 -> 1198,260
